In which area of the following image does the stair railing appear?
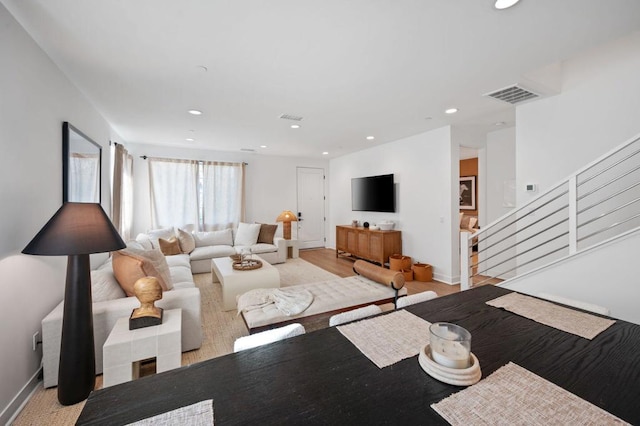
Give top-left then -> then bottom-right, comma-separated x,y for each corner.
461,133 -> 640,290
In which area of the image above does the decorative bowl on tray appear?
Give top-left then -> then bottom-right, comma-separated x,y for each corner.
232,259 -> 262,271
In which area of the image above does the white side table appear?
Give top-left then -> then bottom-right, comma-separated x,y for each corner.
103,309 -> 182,388
285,238 -> 299,258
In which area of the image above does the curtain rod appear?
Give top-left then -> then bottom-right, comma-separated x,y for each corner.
139,155 -> 248,165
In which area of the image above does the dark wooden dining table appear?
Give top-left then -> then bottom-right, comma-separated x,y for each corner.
76,285 -> 640,425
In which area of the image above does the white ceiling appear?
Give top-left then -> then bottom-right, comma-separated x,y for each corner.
4,0 -> 640,158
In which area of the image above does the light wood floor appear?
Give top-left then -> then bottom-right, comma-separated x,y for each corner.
300,248 -> 460,297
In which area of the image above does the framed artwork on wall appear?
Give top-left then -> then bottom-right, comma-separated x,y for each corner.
63,122 -> 102,203
459,176 -> 476,210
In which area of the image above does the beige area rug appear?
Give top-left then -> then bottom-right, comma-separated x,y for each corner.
12,258 -> 339,426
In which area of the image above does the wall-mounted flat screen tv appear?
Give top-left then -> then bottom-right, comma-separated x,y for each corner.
351,173 -> 395,212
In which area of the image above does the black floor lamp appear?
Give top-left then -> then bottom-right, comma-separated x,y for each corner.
23,203 -> 125,405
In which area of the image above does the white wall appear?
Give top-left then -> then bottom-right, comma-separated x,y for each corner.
517,31 -> 640,206
501,230 -> 640,325
506,32 -> 640,321
126,143 -> 329,239
485,127 -> 516,224
329,127 -> 459,283
0,5 -> 118,421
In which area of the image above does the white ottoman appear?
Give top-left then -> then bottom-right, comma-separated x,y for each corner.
103,309 -> 182,388
212,255 -> 281,311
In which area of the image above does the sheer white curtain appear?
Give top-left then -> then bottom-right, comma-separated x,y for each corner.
201,161 -> 245,231
69,153 -> 100,202
149,158 -> 199,229
112,144 -> 134,240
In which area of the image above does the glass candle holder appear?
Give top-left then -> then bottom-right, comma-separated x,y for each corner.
429,322 -> 471,369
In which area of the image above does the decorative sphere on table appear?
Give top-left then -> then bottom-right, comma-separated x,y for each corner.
363,221 -> 369,228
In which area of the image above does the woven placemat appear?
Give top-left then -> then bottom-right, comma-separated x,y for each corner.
486,293 -> 615,340
432,362 -> 629,425
337,310 -> 431,368
126,399 -> 214,425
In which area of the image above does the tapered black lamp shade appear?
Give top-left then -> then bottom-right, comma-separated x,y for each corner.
23,202 -> 125,255
23,202 -> 125,405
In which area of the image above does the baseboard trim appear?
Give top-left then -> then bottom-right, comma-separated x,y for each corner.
1,366 -> 42,426
433,272 -> 457,285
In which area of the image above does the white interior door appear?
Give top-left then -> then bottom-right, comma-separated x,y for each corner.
296,167 -> 325,249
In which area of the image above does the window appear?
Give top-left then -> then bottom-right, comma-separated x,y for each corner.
148,158 -> 244,231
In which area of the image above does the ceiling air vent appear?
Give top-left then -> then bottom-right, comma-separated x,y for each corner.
240,148 -> 256,152
484,84 -> 540,105
279,113 -> 303,121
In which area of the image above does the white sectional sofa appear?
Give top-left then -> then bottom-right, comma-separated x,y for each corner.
136,224 -> 287,274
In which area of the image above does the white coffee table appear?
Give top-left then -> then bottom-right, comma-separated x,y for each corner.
212,255 -> 281,311
103,309 -> 182,388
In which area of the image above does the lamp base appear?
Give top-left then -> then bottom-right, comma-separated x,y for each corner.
283,222 -> 292,240
58,254 -> 95,405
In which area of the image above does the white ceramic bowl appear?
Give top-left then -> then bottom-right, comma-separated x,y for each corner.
378,222 -> 395,230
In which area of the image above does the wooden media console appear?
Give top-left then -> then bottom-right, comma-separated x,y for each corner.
336,225 -> 402,266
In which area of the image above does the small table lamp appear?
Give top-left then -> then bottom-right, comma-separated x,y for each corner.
22,203 -> 126,405
276,210 -> 298,240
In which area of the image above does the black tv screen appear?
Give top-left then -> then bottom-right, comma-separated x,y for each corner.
351,174 -> 395,213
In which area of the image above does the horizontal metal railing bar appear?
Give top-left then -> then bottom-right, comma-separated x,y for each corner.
482,226 -> 640,290
577,145 -> 640,186
473,230 -> 569,277
471,243 -> 570,286
476,187 -> 569,244
472,182 -> 569,241
473,216 -> 568,268
577,180 -> 640,215
577,196 -> 640,229
577,162 -> 640,201
577,212 -> 640,243
475,201 -> 569,256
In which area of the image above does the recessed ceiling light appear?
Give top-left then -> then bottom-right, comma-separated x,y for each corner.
188,109 -> 202,115
322,152 -> 329,155
186,138 -> 195,142
494,0 -> 521,10
424,117 -> 433,120
260,145 -> 267,148
366,136 -> 375,140
196,65 -> 208,72
291,124 -> 301,129
494,121 -> 506,126
445,108 -> 458,114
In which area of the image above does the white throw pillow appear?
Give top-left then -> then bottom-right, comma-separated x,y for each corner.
234,222 -> 261,246
177,228 -> 196,253
193,229 -> 234,247
91,268 -> 126,302
135,233 -> 154,250
126,240 -> 145,251
147,227 -> 176,249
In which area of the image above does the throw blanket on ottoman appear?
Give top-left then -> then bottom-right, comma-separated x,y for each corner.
240,260 -> 406,333
238,288 -> 314,316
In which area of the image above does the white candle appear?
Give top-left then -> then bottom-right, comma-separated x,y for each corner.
429,323 -> 472,369
430,340 -> 470,369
